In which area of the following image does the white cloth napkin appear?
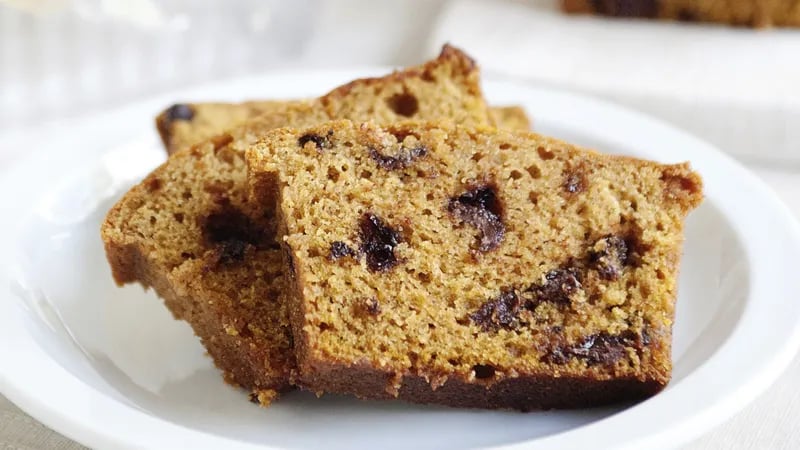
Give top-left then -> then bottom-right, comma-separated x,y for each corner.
429,0 -> 800,164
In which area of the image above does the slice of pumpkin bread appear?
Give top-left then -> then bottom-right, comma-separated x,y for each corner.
102,45 -> 500,405
156,101 -> 530,155
156,101 -> 292,155
247,120 -> 703,410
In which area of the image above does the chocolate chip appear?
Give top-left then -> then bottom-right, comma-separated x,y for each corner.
369,145 -> 427,170
447,184 -> 505,252
216,239 -> 249,264
298,130 -> 333,150
359,213 -> 401,272
590,236 -> 629,280
329,241 -> 355,260
164,103 -> 194,122
201,206 -> 263,268
525,268 -> 582,308
386,92 -> 419,117
542,348 -> 569,365
248,392 -> 260,404
202,207 -> 261,247
571,333 -> 630,365
563,171 -> 587,194
590,0 -> 659,17
470,289 -> 520,331
543,331 -> 636,366
364,298 -> 381,316
472,364 -> 496,379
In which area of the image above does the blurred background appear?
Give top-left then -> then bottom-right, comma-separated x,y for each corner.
1,0 -> 799,448
3,0 -> 799,166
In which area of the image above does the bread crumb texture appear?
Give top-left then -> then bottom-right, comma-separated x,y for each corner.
248,119 -> 702,409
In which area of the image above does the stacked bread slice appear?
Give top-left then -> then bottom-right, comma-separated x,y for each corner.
102,45 -> 702,410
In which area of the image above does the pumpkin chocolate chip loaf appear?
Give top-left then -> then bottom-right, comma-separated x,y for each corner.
247,120 -> 702,410
157,101 -> 530,155
102,45 -> 504,405
562,0 -> 800,27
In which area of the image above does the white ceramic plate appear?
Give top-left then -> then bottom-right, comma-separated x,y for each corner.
1,70 -> 799,450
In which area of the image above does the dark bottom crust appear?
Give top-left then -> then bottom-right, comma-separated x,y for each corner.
104,240 -> 292,398
298,359 -> 664,411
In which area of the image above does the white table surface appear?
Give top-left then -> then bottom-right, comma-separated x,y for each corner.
2,1 -> 799,448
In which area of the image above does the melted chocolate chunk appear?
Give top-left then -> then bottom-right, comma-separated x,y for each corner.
526,268 -> 582,308
563,171 -> 587,194
472,364 -> 496,379
329,241 -> 355,260
359,213 -> 401,272
447,184 -> 505,252
201,206 -> 263,268
364,298 -> 381,316
164,103 -> 195,122
570,333 -> 630,365
202,207 -> 261,247
216,239 -> 249,264
641,327 -> 651,346
470,289 -> 520,331
298,130 -> 333,150
543,331 -> 637,366
542,347 -> 570,365
590,236 -> 629,280
369,145 -> 427,170
590,0 -> 659,17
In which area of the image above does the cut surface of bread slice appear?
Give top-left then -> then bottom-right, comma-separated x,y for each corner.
247,120 -> 703,410
102,45 -> 501,404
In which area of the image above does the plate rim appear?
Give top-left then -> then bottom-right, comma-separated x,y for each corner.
1,68 -> 799,450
